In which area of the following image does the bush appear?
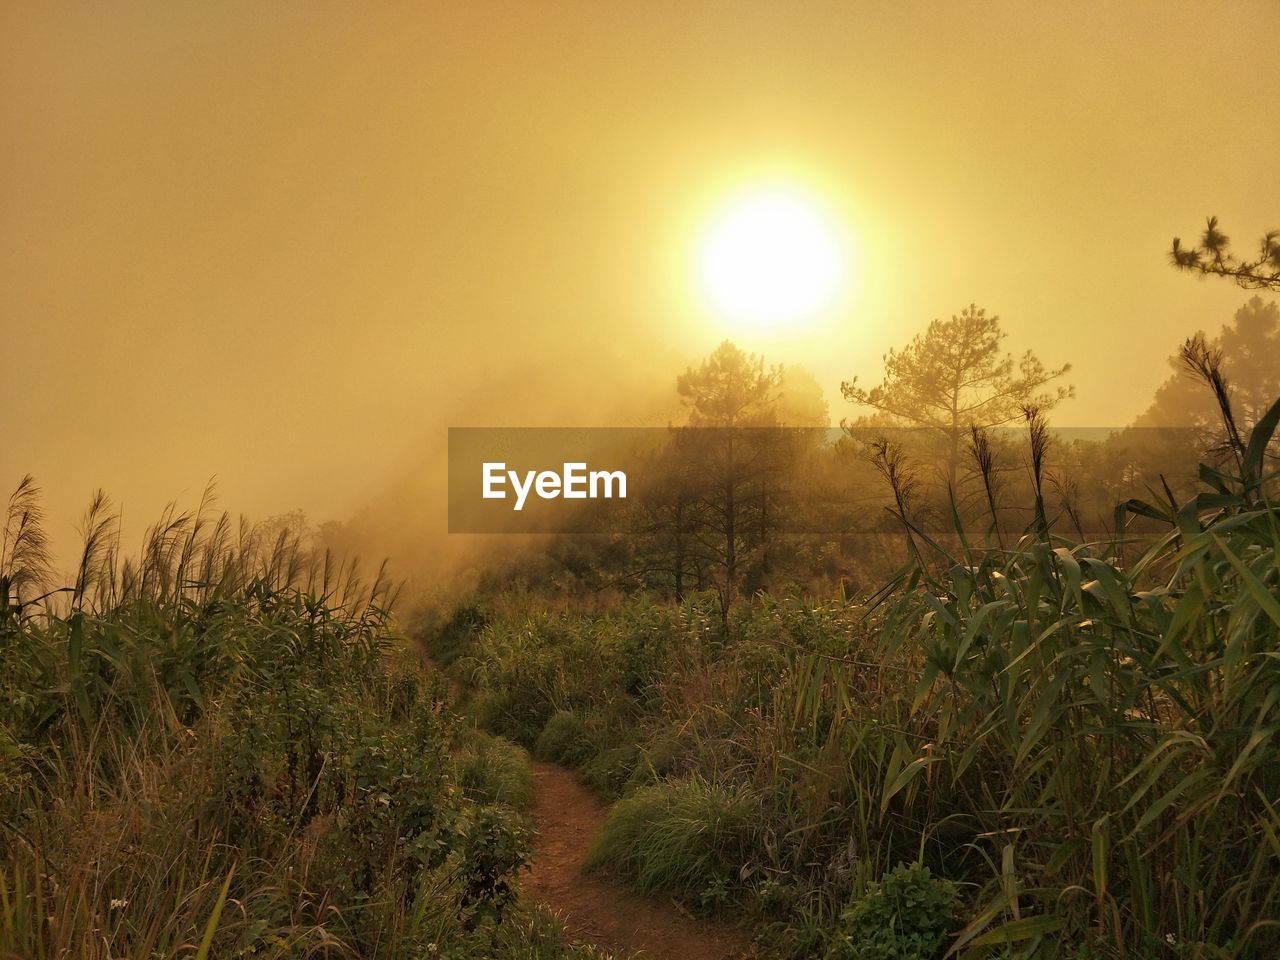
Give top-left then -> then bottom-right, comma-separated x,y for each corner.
585,776 -> 760,910
826,863 -> 958,960
427,601 -> 488,667
615,601 -> 681,699
471,687 -> 555,748
457,728 -> 536,810
626,734 -> 683,788
534,710 -> 596,766
579,744 -> 638,799
456,804 -> 532,924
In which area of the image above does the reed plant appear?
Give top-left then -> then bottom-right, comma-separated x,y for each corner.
0,483 -> 603,960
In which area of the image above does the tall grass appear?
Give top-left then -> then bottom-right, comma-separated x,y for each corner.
0,482 -> 604,960
844,391 -> 1280,955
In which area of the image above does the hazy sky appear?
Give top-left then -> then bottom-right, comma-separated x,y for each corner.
3,1 -> 1276,565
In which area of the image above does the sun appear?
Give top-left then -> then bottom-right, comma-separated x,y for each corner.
698,187 -> 847,328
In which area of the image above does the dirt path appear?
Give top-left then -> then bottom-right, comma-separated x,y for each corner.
523,760 -> 757,960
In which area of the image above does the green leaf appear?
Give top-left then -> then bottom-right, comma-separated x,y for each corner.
195,867 -> 234,960
1213,535 -> 1280,629
967,914 -> 1063,946
66,613 -> 83,678
880,751 -> 937,814
1243,394 -> 1280,489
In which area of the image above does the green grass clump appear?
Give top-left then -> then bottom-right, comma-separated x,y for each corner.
625,734 -> 684,788
585,776 -> 760,910
534,709 -> 596,766
457,728 -> 536,810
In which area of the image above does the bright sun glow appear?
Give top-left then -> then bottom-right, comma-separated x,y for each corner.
698,188 -> 847,328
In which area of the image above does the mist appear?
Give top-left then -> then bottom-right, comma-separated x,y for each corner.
4,0 -> 1276,578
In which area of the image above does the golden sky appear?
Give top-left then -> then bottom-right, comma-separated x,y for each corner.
3,1 -> 1277,564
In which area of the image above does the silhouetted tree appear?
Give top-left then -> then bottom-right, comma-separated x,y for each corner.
677,340 -> 781,429
675,342 -> 782,626
841,304 -> 1073,489
1171,217 -> 1280,291
1123,297 -> 1280,492
774,365 -> 830,428
1135,297 -> 1280,434
628,349 -> 833,604
627,434 -> 706,600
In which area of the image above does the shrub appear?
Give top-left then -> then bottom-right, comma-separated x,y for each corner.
579,744 -> 638,799
457,728 -> 536,810
826,863 -> 958,960
585,776 -> 760,909
427,601 -> 488,667
625,734 -> 684,789
534,710 -> 595,766
471,687 -> 555,748
615,602 -> 681,699
456,804 -> 532,925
